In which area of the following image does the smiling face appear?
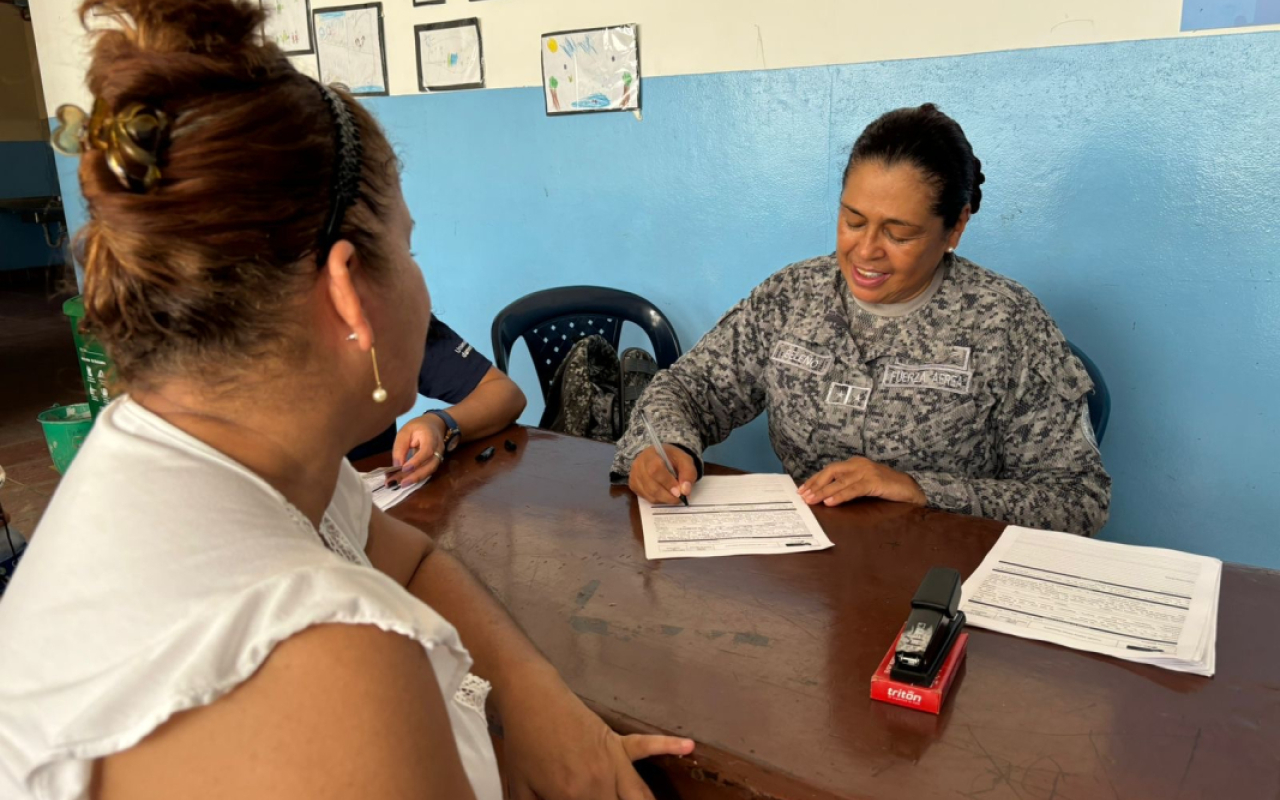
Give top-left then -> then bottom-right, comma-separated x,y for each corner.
836,160 -> 969,305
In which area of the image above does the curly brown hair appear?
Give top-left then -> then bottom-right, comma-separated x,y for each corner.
76,0 -> 400,390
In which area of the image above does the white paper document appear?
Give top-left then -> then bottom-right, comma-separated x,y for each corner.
638,474 -> 834,560
960,526 -> 1221,676
360,467 -> 426,512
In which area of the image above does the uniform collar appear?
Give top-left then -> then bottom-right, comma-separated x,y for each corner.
827,254 -> 963,367
851,259 -> 948,317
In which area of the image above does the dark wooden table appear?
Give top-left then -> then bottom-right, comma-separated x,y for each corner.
382,427 -> 1280,800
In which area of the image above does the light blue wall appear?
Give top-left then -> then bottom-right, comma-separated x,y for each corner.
49,31 -> 1280,567
371,31 -> 1280,567
52,152 -> 84,283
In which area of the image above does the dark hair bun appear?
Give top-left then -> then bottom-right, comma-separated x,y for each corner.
74,0 -> 402,391
844,103 -> 984,228
80,0 -> 279,108
971,157 -> 985,215
82,0 -> 263,53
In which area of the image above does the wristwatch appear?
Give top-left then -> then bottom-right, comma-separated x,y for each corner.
424,409 -> 461,454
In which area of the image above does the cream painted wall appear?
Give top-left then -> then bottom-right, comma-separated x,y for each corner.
31,0 -> 1280,112
27,1 -> 96,122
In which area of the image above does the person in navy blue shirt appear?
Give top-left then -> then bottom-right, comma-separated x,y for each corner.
349,317 -> 525,485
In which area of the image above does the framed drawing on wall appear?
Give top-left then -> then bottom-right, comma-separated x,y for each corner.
540,24 -> 640,116
1181,0 -> 1280,30
288,52 -> 320,81
260,0 -> 314,55
415,18 -> 485,92
313,3 -> 389,96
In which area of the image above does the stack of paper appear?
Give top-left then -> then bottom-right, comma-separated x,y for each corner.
960,526 -> 1220,676
360,467 -> 427,511
638,474 -> 834,560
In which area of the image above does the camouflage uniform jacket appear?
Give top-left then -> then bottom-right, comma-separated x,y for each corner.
612,253 -> 1111,536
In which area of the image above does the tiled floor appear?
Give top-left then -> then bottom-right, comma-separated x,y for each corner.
0,270 -> 84,540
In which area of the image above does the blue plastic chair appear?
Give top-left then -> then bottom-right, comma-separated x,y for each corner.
491,286 -> 682,428
1068,342 -> 1110,445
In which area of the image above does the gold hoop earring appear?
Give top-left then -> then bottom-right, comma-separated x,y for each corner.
370,347 -> 387,403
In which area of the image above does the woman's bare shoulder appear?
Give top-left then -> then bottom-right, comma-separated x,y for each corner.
94,623 -> 476,800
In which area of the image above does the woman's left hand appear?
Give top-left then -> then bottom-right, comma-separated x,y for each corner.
498,665 -> 695,800
798,456 -> 927,507
391,415 -> 448,487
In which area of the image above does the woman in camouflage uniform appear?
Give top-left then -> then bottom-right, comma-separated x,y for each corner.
615,104 -> 1110,536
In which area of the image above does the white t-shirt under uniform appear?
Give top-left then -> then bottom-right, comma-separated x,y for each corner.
0,397 -> 501,799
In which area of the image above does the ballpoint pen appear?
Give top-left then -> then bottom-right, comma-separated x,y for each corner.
638,409 -> 689,507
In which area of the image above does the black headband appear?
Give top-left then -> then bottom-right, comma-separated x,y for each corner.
315,82 -> 363,261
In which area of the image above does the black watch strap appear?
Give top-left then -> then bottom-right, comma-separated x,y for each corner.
424,409 -> 461,453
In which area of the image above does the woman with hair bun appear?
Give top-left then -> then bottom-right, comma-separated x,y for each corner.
0,2 -> 690,798
616,104 -> 1111,536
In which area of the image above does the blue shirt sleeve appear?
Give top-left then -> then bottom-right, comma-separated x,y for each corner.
418,317 -> 493,404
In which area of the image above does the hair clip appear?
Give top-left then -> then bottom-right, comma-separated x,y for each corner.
50,99 -> 171,192
50,103 -> 88,157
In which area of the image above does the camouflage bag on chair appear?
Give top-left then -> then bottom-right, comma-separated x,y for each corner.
544,335 -> 621,442
544,336 -> 659,443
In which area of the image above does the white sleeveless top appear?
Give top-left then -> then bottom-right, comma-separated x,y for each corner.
0,398 -> 501,799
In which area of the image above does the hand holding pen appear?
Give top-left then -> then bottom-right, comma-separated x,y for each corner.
629,410 -> 697,507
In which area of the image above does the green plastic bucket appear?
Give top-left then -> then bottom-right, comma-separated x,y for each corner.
38,403 -> 94,474
63,296 -> 116,418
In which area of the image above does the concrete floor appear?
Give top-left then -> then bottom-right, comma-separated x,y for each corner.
0,268 -> 84,540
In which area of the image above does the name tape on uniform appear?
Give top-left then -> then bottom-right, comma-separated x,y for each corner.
771,341 -> 833,375
882,363 -> 973,395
